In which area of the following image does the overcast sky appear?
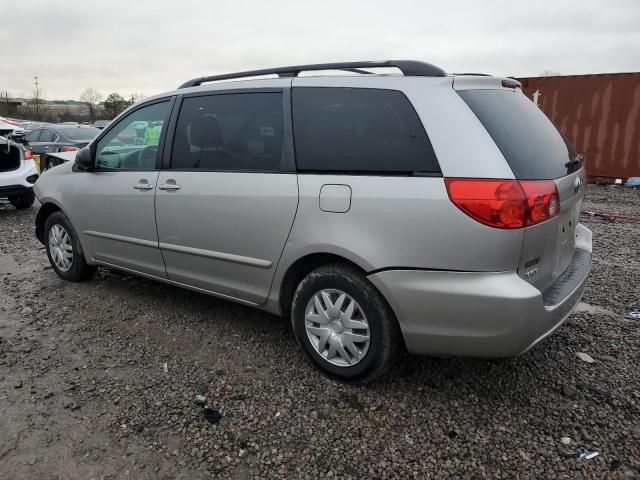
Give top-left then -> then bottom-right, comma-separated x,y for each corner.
2,0 -> 638,100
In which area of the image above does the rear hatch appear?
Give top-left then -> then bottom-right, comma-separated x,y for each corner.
0,140 -> 22,173
455,79 -> 586,292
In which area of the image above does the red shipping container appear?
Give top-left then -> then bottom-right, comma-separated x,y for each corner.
517,73 -> 640,179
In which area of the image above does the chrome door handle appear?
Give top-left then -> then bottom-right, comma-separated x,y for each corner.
158,183 -> 181,191
133,183 -> 154,190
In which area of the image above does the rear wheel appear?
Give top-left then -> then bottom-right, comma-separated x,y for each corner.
44,211 -> 95,281
9,190 -> 35,209
291,264 -> 403,382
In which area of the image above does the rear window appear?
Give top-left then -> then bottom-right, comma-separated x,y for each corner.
458,89 -> 579,179
293,87 -> 440,174
61,127 -> 101,141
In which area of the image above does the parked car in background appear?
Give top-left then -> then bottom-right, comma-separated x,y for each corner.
0,135 -> 38,208
93,120 -> 112,129
0,117 -> 25,139
17,121 -> 52,134
33,60 -> 592,381
19,125 -> 101,171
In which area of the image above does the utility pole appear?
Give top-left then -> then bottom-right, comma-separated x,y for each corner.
34,76 -> 40,117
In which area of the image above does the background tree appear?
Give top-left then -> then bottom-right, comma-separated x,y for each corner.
129,92 -> 146,105
80,87 -> 102,121
103,93 -> 130,119
0,91 -> 12,116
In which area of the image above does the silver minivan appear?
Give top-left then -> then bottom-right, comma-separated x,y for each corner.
34,60 -> 591,381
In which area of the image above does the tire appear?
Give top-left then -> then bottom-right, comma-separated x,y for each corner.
291,263 -> 403,382
44,211 -> 96,281
8,190 -> 35,209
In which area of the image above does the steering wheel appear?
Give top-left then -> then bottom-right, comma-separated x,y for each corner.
138,145 -> 158,168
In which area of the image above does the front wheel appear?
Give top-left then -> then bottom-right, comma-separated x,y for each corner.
44,211 -> 95,281
291,264 -> 403,382
9,190 -> 35,209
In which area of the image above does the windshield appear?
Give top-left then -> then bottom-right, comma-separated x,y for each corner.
61,127 -> 101,141
458,89 -> 581,179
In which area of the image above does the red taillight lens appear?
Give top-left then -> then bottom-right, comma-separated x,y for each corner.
445,179 -> 559,229
61,145 -> 80,152
23,148 -> 33,160
520,180 -> 560,225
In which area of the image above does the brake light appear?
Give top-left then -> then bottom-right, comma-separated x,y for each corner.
60,145 -> 80,152
445,178 -> 560,229
501,79 -> 521,89
23,148 -> 33,160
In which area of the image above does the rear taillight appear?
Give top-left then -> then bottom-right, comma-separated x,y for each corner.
445,178 -> 560,229
60,145 -> 80,152
23,148 -> 33,160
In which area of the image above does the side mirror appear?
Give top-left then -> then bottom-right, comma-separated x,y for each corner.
74,146 -> 93,170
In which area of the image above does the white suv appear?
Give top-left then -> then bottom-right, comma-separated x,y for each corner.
0,136 -> 38,209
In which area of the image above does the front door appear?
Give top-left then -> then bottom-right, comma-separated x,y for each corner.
68,100 -> 173,277
155,89 -> 298,304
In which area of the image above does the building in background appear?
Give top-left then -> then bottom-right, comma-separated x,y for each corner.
517,73 -> 640,180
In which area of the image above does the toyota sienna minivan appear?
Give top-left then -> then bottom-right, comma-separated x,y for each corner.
33,60 -> 591,381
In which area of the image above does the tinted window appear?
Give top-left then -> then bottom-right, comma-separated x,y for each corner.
26,129 -> 41,142
458,89 -> 579,179
62,127 -> 101,141
292,87 -> 439,174
95,101 -> 170,170
172,93 -> 285,171
39,130 -> 56,142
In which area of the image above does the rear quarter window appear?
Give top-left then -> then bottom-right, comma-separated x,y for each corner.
292,87 -> 440,174
458,89 -> 578,179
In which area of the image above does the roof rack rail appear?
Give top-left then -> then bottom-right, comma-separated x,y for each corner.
178,60 -> 447,88
451,72 -> 492,76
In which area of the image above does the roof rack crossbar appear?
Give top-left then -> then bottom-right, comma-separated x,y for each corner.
178,60 -> 447,88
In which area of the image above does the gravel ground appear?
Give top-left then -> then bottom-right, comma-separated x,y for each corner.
0,184 -> 638,479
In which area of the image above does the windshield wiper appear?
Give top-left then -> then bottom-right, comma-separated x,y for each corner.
565,153 -> 583,168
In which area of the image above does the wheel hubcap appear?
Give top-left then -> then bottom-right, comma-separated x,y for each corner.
48,224 -> 73,272
304,289 -> 370,367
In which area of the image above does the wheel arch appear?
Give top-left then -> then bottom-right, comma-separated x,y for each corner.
35,202 -> 63,244
276,252 -> 370,319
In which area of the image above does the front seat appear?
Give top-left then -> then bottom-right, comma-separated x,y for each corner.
188,115 -> 232,169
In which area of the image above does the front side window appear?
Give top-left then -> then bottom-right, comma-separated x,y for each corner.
292,87 -> 440,174
95,101 -> 170,170
171,93 -> 285,171
26,129 -> 41,142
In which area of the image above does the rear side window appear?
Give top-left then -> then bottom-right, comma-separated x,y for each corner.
292,87 -> 439,174
39,130 -> 56,142
172,93 -> 285,172
458,89 -> 578,179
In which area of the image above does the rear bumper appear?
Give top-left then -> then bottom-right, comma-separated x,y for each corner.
368,224 -> 592,358
0,160 -> 38,197
0,184 -> 33,197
